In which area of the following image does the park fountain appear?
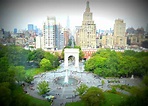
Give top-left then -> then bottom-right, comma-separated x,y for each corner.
54,66 -> 79,86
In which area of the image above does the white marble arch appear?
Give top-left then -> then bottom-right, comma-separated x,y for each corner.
64,48 -> 79,71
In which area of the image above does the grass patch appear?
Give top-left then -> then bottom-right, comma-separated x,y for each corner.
66,92 -> 127,106
25,94 -> 51,106
102,92 -> 127,106
66,101 -> 85,106
25,67 -> 59,77
25,68 -> 45,76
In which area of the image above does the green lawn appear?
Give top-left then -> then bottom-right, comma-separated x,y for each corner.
102,92 -> 126,106
25,94 -> 51,106
25,68 -> 45,76
66,92 -> 127,106
66,101 -> 85,106
25,68 -> 58,76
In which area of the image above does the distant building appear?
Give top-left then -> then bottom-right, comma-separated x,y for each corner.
36,36 -> 44,49
64,29 -> 70,47
97,19 -> 127,49
113,19 -> 127,48
14,28 -> 17,34
43,17 -> 56,50
55,24 -> 65,50
76,1 -> 96,49
74,26 -> 81,42
15,38 -> 26,46
28,24 -> 34,31
82,48 -> 97,59
59,29 -> 65,50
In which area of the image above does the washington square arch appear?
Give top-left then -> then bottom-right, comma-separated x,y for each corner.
64,48 -> 79,71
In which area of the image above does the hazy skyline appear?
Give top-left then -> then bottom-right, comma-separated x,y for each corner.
0,0 -> 147,32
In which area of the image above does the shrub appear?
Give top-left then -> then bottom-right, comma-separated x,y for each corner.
37,81 -> 50,95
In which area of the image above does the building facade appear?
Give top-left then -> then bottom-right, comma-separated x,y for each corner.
76,1 -> 96,49
43,17 -> 56,50
113,19 -> 127,48
64,29 -> 70,47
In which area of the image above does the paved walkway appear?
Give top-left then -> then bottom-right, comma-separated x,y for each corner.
24,62 -> 142,106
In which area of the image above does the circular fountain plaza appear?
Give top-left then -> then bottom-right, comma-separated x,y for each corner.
24,61 -> 142,106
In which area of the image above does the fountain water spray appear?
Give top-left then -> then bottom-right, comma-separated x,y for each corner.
64,69 -> 68,83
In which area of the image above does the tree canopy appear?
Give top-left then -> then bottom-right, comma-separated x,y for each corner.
85,49 -> 148,77
81,87 -> 105,106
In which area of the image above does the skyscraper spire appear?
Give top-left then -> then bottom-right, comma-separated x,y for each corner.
86,1 -> 90,12
87,1 -> 89,8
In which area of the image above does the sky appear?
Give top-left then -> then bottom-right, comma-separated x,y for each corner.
0,0 -> 148,32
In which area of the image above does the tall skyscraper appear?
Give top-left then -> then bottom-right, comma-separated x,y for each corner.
43,17 -> 56,50
55,24 -> 65,50
76,1 -> 96,49
113,19 -> 127,48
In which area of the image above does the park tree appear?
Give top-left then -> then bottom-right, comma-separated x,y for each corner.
85,49 -> 148,77
0,56 -> 9,72
37,81 -> 50,95
118,56 -> 139,77
24,74 -> 34,84
40,58 -> 52,71
44,52 -> 59,69
105,51 -> 119,77
76,84 -> 88,96
8,66 -> 25,83
0,83 -> 11,106
6,45 -> 29,66
119,76 -> 148,106
11,91 -> 30,106
0,44 -> 8,58
74,46 -> 84,60
28,48 -> 45,66
85,55 -> 106,73
81,87 -> 105,106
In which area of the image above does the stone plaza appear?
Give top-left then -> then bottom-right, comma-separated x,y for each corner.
24,61 -> 141,106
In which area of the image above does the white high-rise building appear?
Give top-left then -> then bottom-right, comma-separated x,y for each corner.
43,17 -> 56,50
